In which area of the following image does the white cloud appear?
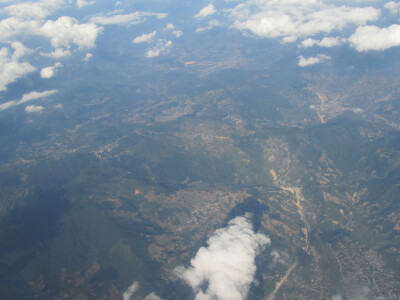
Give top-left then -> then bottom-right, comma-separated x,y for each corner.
0,17 -> 102,50
10,41 -> 33,59
300,36 -> 345,48
164,23 -> 175,31
25,104 -> 44,113
90,12 -> 167,26
174,215 -> 270,300
196,19 -> 223,32
163,23 -> 182,38
77,0 -> 95,8
133,31 -> 156,43
352,107 -> 364,113
122,282 -> 163,300
40,62 -> 62,78
0,89 -> 58,111
300,38 -> 318,47
270,250 -> 289,266
19,89 -> 57,103
82,52 -> 92,62
298,54 -> 331,67
3,0 -> 63,20
41,16 -> 103,49
172,30 -> 182,38
349,24 -> 400,52
144,292 -> 163,300
318,36 -> 346,47
40,48 -> 71,58
384,1 -> 400,14
123,281 -> 139,300
40,66 -> 55,78
228,1 -> 380,42
145,39 -> 172,58
0,17 -> 40,44
0,42 -> 36,92
194,4 -> 216,19
106,9 -> 125,15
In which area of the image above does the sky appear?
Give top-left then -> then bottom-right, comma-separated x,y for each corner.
0,0 -> 399,113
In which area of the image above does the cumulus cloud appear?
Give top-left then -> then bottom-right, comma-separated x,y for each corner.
384,1 -> 400,14
145,39 -> 172,58
0,16 -> 102,51
174,215 -> 270,300
315,37 -> 345,48
352,107 -> 364,113
25,104 -> 44,113
194,4 -> 216,18
40,48 -> 71,58
300,38 -> 318,48
0,17 -> 41,42
133,31 -> 156,43
300,36 -> 346,48
349,24 -> 400,52
0,57 -> 36,91
40,67 -> 55,78
228,1 -> 380,42
76,0 -> 95,8
0,42 -> 36,91
196,19 -> 223,32
123,281 -> 139,300
271,250 -> 289,265
40,62 -> 62,78
164,23 -> 175,31
10,40 -> 33,59
82,52 -> 92,62
163,24 -> 182,38
298,54 -> 331,67
0,89 -> 57,111
2,0 -> 63,20
90,12 -> 167,26
41,16 -> 103,49
144,292 -> 163,300
172,30 -> 182,38
122,282 -> 163,300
